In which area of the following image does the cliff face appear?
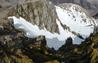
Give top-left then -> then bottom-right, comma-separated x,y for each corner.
0,0 -> 59,34
8,0 -> 59,33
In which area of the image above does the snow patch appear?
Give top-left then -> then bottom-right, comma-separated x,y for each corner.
55,6 -> 95,38
8,16 -> 83,50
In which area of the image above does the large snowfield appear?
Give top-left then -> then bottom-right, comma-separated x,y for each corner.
8,5 -> 97,50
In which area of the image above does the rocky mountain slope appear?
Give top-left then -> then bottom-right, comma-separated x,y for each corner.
7,0 -> 97,49
0,0 -> 98,63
